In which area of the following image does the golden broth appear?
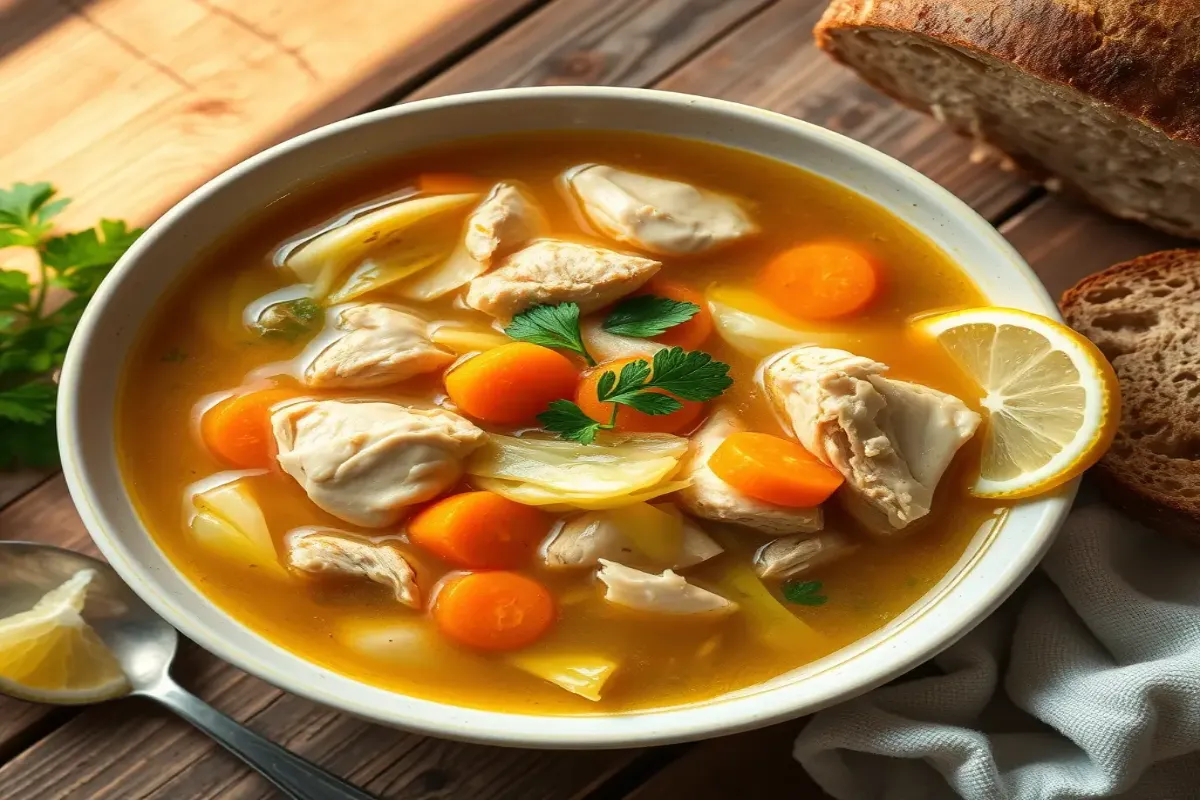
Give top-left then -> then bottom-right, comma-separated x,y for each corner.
117,131 -> 1000,713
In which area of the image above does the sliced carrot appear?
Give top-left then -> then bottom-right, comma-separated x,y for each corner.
445,342 -> 579,424
201,387 -> 296,469
575,357 -> 706,435
408,491 -> 552,569
434,572 -> 556,652
417,172 -> 488,195
758,242 -> 880,321
634,278 -> 713,350
708,431 -> 844,507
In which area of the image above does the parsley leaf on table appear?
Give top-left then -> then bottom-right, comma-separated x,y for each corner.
782,580 -> 828,606
602,294 -> 700,339
0,183 -> 142,468
504,302 -> 594,366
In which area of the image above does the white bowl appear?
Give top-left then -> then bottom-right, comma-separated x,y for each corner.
58,87 -> 1073,748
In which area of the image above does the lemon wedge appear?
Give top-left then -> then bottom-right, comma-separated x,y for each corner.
915,307 -> 1120,498
0,569 -> 129,703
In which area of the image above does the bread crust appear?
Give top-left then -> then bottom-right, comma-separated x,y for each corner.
1060,249 -> 1200,542
816,0 -> 1200,147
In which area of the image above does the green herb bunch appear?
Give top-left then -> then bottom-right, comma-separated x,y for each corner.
0,183 -> 142,467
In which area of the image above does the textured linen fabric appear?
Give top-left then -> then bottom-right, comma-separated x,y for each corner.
794,494 -> 1200,800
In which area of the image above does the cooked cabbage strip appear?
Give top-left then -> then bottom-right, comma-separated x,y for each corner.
187,477 -> 286,577
707,285 -> 838,359
286,193 -> 480,297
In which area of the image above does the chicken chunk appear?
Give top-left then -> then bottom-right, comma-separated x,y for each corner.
288,532 -> 420,608
675,410 -> 823,535
562,164 -> 757,255
464,240 -> 660,320
753,530 -> 858,581
272,400 -> 486,528
464,183 -> 545,264
763,346 -> 980,533
597,560 -> 736,615
303,304 -> 454,389
545,510 -> 722,571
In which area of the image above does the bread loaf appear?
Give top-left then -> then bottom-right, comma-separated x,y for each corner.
1060,250 -> 1200,539
815,1 -> 1200,239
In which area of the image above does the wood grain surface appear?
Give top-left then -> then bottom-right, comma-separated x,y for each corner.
0,0 -> 1179,797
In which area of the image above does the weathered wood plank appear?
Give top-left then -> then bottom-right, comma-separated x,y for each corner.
624,721 -> 826,800
999,194 -> 1188,299
0,0 -> 539,231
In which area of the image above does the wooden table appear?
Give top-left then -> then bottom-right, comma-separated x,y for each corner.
0,1 -> 1186,797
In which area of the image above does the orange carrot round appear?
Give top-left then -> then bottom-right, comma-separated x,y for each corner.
201,387 -> 296,469
758,242 -> 880,320
575,357 -> 706,435
408,491 -> 551,569
434,572 -> 555,652
446,342 -> 579,424
417,173 -> 488,195
708,431 -> 844,507
638,279 -> 713,350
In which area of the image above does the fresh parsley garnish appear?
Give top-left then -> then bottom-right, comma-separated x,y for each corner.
538,346 -> 733,442
782,580 -> 828,606
0,182 -> 142,467
602,294 -> 699,339
504,302 -> 594,366
252,297 -> 323,340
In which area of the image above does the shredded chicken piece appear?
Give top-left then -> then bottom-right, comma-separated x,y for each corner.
464,240 -> 659,319
304,303 -> 453,388
753,530 -> 858,581
464,183 -> 545,263
675,410 -> 823,535
763,346 -> 980,532
544,512 -> 721,570
597,559 -> 736,615
563,164 -> 757,255
289,533 -> 420,608
272,400 -> 486,528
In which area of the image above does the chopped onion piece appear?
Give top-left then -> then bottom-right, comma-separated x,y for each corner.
430,322 -> 511,354
475,476 -> 692,511
396,241 -> 489,301
188,479 -> 285,576
505,647 -> 619,702
326,245 -> 450,304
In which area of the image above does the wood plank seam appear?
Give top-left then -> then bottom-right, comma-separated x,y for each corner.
62,0 -> 196,90
190,0 -> 319,81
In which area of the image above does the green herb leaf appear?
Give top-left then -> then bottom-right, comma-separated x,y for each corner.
0,182 -> 68,249
602,294 -> 700,339
0,183 -> 139,468
642,347 -> 732,401
782,580 -> 828,606
619,391 -> 683,416
504,303 -> 594,365
252,297 -> 323,340
537,399 -> 603,444
602,358 -> 652,401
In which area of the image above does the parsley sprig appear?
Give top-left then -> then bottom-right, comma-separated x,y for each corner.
0,182 -> 142,467
538,347 -> 732,443
782,580 -> 828,606
504,302 -> 594,366
602,294 -> 699,339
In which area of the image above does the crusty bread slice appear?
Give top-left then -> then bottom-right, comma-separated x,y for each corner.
1061,250 -> 1200,538
815,1 -> 1200,239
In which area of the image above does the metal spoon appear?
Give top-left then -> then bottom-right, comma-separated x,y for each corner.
0,542 -> 376,800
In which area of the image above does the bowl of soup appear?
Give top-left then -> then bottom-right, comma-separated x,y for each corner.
58,87 -> 1072,747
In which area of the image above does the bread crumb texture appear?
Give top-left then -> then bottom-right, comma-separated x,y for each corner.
1061,250 -> 1200,533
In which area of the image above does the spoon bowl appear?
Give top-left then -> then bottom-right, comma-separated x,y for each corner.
0,541 -> 374,799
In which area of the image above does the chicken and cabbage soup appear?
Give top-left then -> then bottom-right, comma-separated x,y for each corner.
118,131 -> 1006,712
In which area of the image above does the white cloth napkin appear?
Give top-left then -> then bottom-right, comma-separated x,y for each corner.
794,491 -> 1200,800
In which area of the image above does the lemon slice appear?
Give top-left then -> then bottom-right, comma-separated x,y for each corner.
0,570 -> 129,703
915,307 -> 1120,498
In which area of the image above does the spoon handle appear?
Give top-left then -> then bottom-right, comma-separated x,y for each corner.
140,675 -> 376,800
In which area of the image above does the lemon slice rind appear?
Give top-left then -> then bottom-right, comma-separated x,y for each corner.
916,307 -> 1119,499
